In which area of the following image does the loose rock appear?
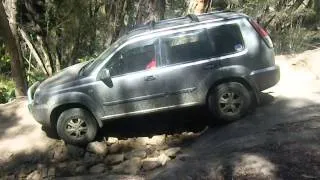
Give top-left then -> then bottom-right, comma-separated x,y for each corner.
142,160 -> 162,171
105,154 -> 124,165
48,167 -> 55,178
26,170 -> 41,180
51,144 -> 68,162
75,165 -> 86,174
112,157 -> 142,175
67,144 -> 85,159
163,147 -> 181,158
158,153 -> 170,166
136,137 -> 149,146
125,149 -> 147,160
87,141 -> 108,156
109,143 -> 122,154
84,152 -> 102,164
89,163 -> 105,174
147,135 -> 166,145
107,137 -> 119,145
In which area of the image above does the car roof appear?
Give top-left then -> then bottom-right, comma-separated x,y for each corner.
125,11 -> 248,40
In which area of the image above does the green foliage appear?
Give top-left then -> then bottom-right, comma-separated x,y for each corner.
26,70 -> 46,85
0,76 -> 15,103
0,43 -> 11,75
227,0 -> 320,54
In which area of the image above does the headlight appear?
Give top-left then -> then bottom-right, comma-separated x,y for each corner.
34,87 -> 41,104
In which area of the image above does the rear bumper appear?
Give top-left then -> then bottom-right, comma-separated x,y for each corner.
250,65 -> 280,91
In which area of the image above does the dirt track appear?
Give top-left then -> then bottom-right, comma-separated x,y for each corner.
1,49 -> 320,179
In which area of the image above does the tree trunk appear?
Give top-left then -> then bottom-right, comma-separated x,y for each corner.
0,1 -> 27,96
315,0 -> 320,27
136,0 -> 166,24
186,0 -> 211,15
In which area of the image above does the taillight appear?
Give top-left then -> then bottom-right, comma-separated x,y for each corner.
250,19 -> 274,48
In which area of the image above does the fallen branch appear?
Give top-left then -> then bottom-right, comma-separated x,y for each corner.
18,28 -> 49,76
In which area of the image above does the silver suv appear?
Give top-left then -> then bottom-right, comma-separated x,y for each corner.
28,11 -> 280,144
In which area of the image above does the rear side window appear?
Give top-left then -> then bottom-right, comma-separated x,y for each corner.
162,30 -> 214,65
208,24 -> 244,56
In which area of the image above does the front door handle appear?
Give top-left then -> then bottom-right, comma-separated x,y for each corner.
144,75 -> 156,81
203,63 -> 217,70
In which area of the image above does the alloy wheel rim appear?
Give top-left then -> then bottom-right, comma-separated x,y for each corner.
65,118 -> 88,138
218,91 -> 243,116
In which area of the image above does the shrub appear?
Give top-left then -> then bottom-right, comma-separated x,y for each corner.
0,76 -> 15,103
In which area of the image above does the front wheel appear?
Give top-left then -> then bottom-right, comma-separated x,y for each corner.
57,108 -> 98,145
208,82 -> 253,122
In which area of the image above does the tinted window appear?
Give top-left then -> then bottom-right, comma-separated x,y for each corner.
162,30 -> 214,65
208,24 -> 244,56
106,39 -> 157,76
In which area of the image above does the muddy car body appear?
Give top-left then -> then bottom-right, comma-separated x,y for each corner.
28,11 -> 280,144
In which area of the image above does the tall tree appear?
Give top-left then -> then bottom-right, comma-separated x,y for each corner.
315,0 -> 320,27
186,0 -> 212,15
136,0 -> 166,24
0,0 -> 27,96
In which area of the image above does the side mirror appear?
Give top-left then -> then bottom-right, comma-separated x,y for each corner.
100,68 -> 111,82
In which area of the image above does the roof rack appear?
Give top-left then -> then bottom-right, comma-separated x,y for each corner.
127,10 -> 239,35
186,14 -> 199,22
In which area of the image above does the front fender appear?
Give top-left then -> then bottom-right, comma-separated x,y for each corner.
47,92 -> 104,127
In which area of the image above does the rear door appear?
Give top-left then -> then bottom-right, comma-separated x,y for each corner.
159,28 -> 220,106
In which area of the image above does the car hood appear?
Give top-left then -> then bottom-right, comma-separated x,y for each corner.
38,61 -> 89,90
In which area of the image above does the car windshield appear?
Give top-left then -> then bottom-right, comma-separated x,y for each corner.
82,36 -> 126,75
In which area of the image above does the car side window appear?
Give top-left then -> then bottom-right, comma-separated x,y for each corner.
161,29 -> 214,65
106,39 -> 157,77
208,24 -> 244,56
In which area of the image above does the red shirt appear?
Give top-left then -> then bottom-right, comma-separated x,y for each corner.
146,58 -> 157,69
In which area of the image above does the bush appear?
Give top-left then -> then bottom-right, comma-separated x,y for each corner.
0,44 -> 11,75
0,76 -> 15,103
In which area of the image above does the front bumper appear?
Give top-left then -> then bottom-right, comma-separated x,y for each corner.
27,82 -> 51,127
250,65 -> 280,91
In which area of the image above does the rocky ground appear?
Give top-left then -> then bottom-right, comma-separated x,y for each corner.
1,49 -> 320,180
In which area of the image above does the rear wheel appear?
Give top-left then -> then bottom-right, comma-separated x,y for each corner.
57,108 -> 97,145
208,82 -> 252,122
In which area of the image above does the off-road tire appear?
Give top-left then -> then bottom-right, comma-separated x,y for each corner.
56,108 -> 97,145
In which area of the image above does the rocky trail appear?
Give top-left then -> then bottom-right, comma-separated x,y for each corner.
1,49 -> 320,180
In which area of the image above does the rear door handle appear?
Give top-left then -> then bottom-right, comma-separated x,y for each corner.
144,75 -> 156,81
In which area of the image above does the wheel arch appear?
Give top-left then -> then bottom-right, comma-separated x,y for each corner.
50,103 -> 103,132
206,76 -> 258,105
48,92 -> 104,131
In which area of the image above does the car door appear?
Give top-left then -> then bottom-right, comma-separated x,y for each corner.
159,28 -> 222,106
96,38 -> 168,119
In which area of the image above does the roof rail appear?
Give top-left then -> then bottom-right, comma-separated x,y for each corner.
186,14 -> 199,22
147,20 -> 156,29
126,10 -> 239,36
